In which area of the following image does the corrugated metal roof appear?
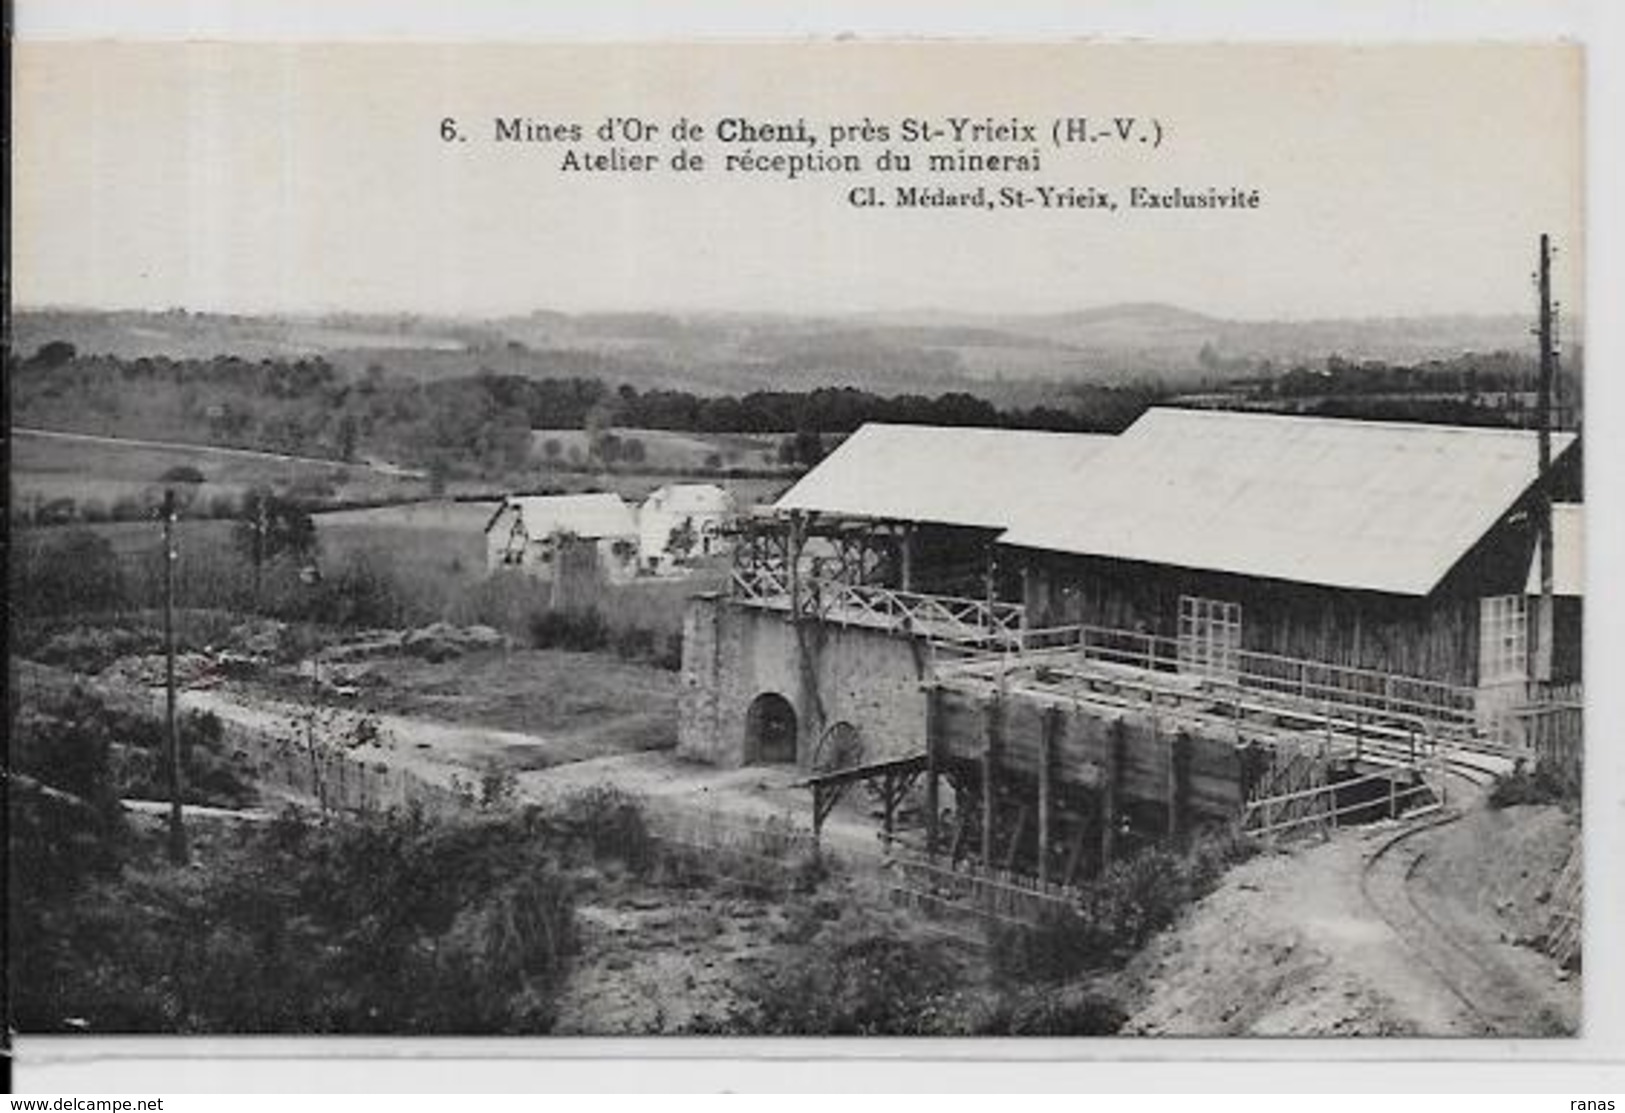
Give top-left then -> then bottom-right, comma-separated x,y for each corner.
1527,503 -> 1583,596
774,423 -> 1115,530
998,408 -> 1579,596
498,493 -> 637,541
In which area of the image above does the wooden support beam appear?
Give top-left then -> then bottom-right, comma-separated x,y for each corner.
1038,705 -> 1059,885
1062,813 -> 1089,888
1003,804 -> 1029,873
982,693 -> 1002,868
950,802 -> 971,864
811,780 -> 850,838
787,512 -> 806,619
925,686 -> 941,858
1101,718 -> 1123,871
900,524 -> 916,592
1168,728 -> 1190,846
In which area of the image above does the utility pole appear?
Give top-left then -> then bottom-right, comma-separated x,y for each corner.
162,488 -> 188,864
252,493 -> 268,605
1532,234 -> 1557,687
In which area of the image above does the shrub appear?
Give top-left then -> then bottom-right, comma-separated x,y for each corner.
314,549 -> 409,628
160,465 -> 207,485
960,984 -> 1127,1036
110,495 -> 146,521
528,607 -> 610,652
715,930 -> 962,1035
1489,762 -> 1577,809
11,804 -> 588,1034
32,625 -> 157,672
11,528 -> 127,616
550,786 -> 655,874
991,829 -> 1256,983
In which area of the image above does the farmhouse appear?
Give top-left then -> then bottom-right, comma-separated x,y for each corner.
679,410 -> 1583,881
485,492 -> 640,582
638,483 -> 737,574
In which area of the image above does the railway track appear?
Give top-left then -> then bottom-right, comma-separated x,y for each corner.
1357,795 -> 1549,1036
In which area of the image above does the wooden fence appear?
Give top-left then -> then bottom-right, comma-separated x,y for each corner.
1545,844 -> 1582,970
1505,685 -> 1583,793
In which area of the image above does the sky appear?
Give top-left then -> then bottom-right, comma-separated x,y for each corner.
12,41 -> 1584,321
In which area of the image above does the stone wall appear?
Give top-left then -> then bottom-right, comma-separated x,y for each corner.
679,595 -> 933,769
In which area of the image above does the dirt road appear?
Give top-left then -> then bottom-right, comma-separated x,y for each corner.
178,684 -> 891,861
1122,798 -> 1579,1037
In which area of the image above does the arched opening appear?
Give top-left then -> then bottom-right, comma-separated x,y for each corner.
745,692 -> 798,765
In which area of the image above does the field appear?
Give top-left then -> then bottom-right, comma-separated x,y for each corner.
11,428 -> 430,516
12,423 -> 792,540
315,501 -> 499,582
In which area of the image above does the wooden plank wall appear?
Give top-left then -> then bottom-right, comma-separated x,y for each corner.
1023,554 -> 1482,688
933,685 -> 1245,822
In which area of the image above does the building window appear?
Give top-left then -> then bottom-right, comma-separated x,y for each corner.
1178,595 -> 1242,679
1479,594 -> 1528,685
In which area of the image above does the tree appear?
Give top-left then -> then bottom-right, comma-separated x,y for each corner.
427,458 -> 450,497
159,465 -> 207,485
782,429 -> 825,468
30,340 -> 77,369
666,517 -> 698,564
337,415 -> 360,463
233,488 -> 317,575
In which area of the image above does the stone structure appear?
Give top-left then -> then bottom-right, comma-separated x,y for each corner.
679,593 -> 932,770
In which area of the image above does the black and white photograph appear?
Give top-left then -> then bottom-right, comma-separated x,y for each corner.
6,27 -> 1604,1065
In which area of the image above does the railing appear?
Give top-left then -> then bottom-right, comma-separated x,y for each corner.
728,565 -> 1028,648
729,563 -> 791,605
807,581 -> 1025,645
892,853 -> 1088,926
939,622 -> 1483,741
1240,766 -> 1439,842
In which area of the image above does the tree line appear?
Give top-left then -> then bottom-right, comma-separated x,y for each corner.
9,343 -> 1164,481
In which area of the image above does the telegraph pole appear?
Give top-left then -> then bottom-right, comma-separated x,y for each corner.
252,493 -> 268,605
1532,234 -> 1557,686
162,488 -> 188,864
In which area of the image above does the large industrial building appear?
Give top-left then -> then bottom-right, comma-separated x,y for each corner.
678,409 -> 1583,882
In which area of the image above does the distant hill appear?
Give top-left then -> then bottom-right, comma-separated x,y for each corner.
9,303 -> 1556,395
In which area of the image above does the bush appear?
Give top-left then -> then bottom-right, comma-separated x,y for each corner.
313,549 -> 409,628
528,607 -> 610,652
713,930 -> 962,1035
32,625 -> 158,672
160,465 -> 207,485
1489,763 -> 1577,809
956,983 -> 1127,1036
11,805 -> 587,1034
549,786 -> 655,874
991,830 -> 1256,983
12,528 -> 131,616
